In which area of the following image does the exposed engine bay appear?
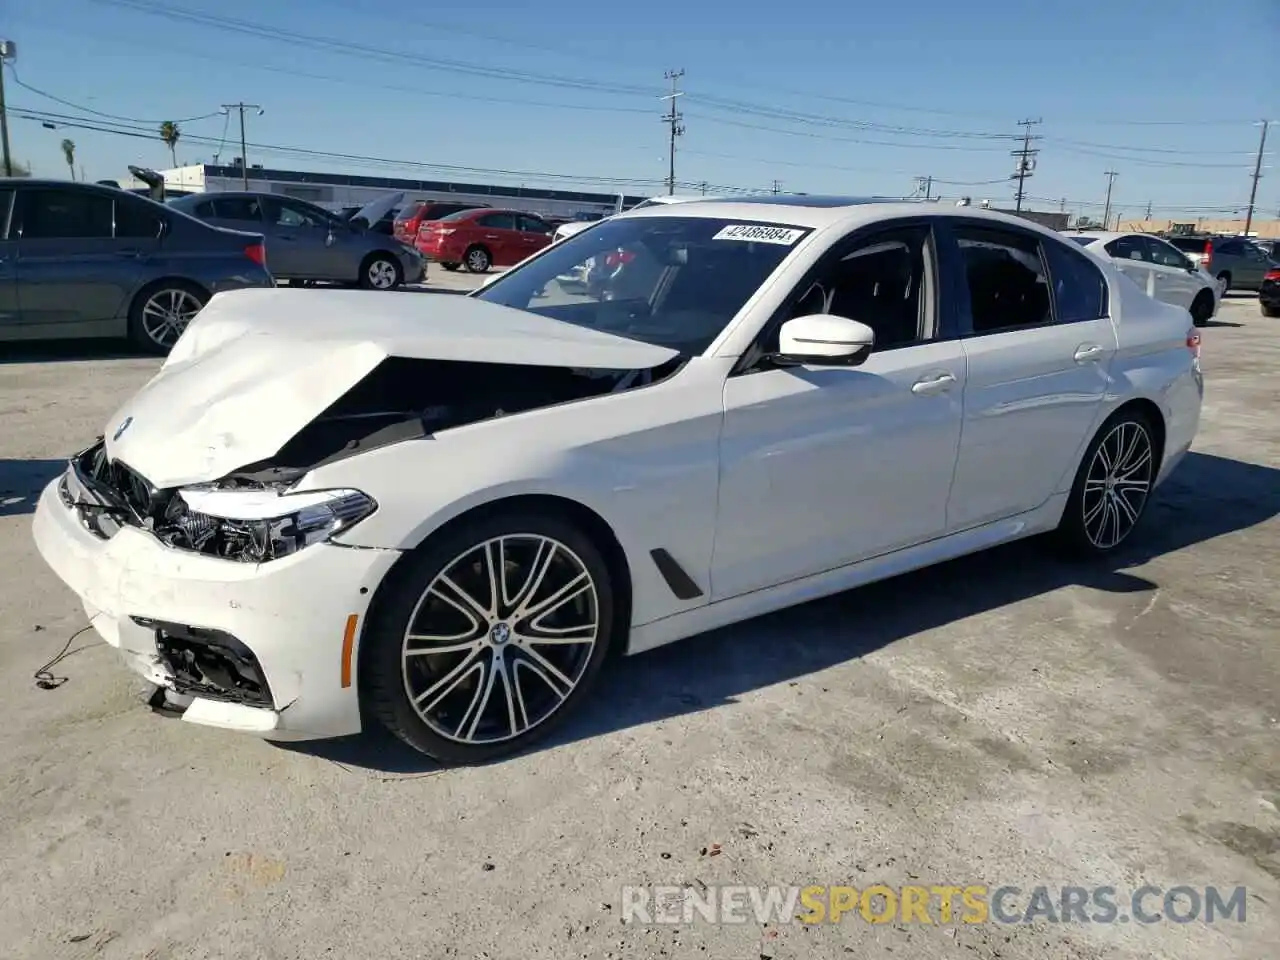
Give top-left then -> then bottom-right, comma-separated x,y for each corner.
68,357 -> 684,562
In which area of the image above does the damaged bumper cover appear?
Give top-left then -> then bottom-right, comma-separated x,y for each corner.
32,469 -> 401,740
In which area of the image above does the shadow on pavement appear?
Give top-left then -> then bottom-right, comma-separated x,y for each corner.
0,459 -> 67,517
0,340 -> 150,365
282,450 -> 1280,775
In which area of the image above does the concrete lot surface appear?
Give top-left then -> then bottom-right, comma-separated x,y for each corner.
0,297 -> 1276,959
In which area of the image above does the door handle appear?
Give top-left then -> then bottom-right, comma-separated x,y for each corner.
910,372 -> 956,395
485,234 -> 500,240
1074,344 -> 1105,363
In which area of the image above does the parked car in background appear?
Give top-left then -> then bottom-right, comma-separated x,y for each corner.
0,178 -> 272,353
30,199 -> 1203,762
1068,231 -> 1220,326
394,201 -> 491,246
1249,238 -> 1280,261
170,191 -> 422,289
1165,234 -> 1276,294
551,195 -> 711,244
416,208 -> 556,273
1260,265 -> 1280,317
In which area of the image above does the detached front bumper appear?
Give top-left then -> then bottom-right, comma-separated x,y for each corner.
32,476 -> 401,741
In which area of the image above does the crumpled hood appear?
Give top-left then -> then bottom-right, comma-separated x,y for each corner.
104,287 -> 677,488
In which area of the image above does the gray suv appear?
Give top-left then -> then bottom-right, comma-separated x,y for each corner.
170,191 -> 423,290
1167,235 -> 1276,293
0,179 -> 274,353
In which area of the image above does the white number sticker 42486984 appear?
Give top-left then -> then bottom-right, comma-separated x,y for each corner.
712,224 -> 805,245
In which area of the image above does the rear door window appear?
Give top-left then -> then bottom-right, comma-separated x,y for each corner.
1104,235 -> 1146,261
19,188 -> 114,239
1043,237 -> 1109,322
115,195 -> 166,239
211,196 -> 263,222
477,212 -> 517,230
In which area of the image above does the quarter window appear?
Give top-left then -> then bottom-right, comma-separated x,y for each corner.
1043,238 -> 1108,323
20,189 -> 114,240
954,225 -> 1051,333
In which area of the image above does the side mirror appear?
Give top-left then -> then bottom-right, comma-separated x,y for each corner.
770,314 -> 875,367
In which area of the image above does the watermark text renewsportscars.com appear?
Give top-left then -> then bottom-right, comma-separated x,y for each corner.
620,884 -> 1249,926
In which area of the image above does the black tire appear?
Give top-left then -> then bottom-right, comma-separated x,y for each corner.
127,280 -> 208,355
360,253 -> 403,290
441,262 -> 461,272
1190,290 -> 1214,327
1056,408 -> 1158,557
1216,272 -> 1231,296
361,510 -> 617,764
463,245 -> 492,274
1262,303 -> 1280,318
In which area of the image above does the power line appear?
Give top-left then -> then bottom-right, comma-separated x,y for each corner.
1012,118 -> 1042,212
3,63 -> 222,124
685,112 -> 1012,152
662,69 -> 685,197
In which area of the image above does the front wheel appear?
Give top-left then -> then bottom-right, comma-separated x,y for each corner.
361,255 -> 402,290
128,281 -> 207,354
362,511 -> 617,764
1056,411 -> 1157,556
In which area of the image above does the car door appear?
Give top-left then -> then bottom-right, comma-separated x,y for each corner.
713,220 -> 966,599
517,214 -> 555,261
1232,240 -> 1271,288
473,212 -> 519,265
1140,235 -> 1199,309
259,197 -> 339,279
12,185 -> 137,330
0,189 -> 17,329
941,220 -> 1115,530
1103,234 -> 1159,297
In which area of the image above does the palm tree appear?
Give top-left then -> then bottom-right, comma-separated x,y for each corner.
159,121 -> 180,167
60,139 -> 76,180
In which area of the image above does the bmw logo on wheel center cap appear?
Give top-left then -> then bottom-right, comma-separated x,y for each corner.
489,623 -> 511,645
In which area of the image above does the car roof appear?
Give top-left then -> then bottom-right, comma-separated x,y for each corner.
616,196 -> 1078,239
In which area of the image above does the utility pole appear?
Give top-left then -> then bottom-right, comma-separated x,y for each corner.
1011,118 -> 1042,212
698,180 -> 707,196
771,179 -> 782,195
660,69 -> 685,196
1059,197 -> 1066,212
1102,169 -> 1119,230
221,102 -> 264,190
914,175 -> 933,199
1244,119 -> 1269,237
1145,200 -> 1153,220
0,41 -> 18,178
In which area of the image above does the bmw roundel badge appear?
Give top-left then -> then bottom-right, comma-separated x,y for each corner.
112,416 -> 133,442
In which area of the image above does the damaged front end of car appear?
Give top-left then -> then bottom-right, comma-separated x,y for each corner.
68,355 -> 684,563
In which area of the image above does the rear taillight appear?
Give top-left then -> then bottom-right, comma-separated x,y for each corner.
1264,268 -> 1280,282
244,243 -> 266,267
1200,241 -> 1212,265
1186,329 -> 1201,359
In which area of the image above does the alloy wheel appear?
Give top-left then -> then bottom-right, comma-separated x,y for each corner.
401,534 -> 599,745
141,288 -> 203,348
466,248 -> 490,272
1081,420 -> 1154,550
367,259 -> 398,289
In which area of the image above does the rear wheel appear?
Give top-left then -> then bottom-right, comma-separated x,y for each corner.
1056,410 -> 1157,556
463,245 -> 492,273
1189,290 -> 1214,327
1262,303 -> 1280,318
441,262 -> 461,272
362,511 -> 616,764
128,281 -> 207,354
1216,272 -> 1231,296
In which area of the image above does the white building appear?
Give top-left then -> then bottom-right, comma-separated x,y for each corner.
134,163 -> 649,220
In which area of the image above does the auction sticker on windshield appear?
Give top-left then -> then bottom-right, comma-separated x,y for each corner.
713,224 -> 805,245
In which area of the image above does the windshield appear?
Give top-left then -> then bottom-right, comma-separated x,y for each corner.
473,216 -> 811,355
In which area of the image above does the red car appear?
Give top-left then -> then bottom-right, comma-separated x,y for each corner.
416,208 -> 556,273
392,201 -> 490,245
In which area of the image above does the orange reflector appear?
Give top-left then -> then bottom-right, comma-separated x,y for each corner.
341,614 -> 359,688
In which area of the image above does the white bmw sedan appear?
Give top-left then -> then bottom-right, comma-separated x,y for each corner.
1066,230 -> 1221,327
33,198 -> 1204,763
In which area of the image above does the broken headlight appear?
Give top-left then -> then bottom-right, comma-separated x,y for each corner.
166,487 -> 376,562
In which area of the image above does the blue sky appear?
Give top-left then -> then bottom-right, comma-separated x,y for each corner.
4,0 -> 1277,220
